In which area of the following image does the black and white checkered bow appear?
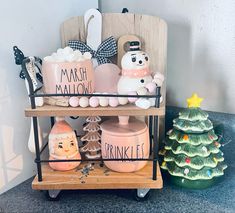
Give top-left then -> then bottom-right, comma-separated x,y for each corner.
68,36 -> 117,65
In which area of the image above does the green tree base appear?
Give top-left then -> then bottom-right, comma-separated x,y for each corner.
170,175 -> 222,189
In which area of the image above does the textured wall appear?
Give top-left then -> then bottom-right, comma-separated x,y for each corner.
0,0 -> 98,194
100,0 -> 235,113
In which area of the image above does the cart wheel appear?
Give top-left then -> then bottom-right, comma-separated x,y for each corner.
45,190 -> 61,201
133,188 -> 151,201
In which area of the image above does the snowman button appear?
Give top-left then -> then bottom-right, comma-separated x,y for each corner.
140,79 -> 145,83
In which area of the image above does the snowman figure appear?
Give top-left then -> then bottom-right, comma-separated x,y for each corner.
117,41 -> 164,109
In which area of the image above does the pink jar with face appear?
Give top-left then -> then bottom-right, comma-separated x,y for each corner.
42,60 -> 94,95
101,116 -> 150,172
48,118 -> 81,171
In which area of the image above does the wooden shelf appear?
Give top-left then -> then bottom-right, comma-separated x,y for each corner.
32,161 -> 163,190
25,104 -> 165,117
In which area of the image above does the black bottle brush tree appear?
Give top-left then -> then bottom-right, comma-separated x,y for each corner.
160,93 -> 227,189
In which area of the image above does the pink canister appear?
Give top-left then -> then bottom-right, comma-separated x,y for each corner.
42,60 -> 94,95
101,116 -> 150,172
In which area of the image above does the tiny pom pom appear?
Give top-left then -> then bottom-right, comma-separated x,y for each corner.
99,97 -> 109,107
135,98 -> 151,109
69,97 -> 79,107
136,87 -> 148,95
83,52 -> 92,59
109,97 -> 119,107
89,97 -> 99,108
79,97 -> 89,108
127,91 -> 138,103
35,97 -> 44,107
145,82 -> 157,93
118,97 -> 128,105
153,72 -> 164,87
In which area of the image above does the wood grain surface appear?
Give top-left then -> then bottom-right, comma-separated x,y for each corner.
32,161 -> 163,190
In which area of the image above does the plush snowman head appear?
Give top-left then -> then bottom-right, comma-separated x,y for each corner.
121,41 -> 150,71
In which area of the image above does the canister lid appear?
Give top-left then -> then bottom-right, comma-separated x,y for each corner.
101,116 -> 147,136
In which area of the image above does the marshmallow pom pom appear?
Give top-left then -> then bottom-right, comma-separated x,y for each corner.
128,91 -> 138,103
35,97 -> 44,107
63,46 -> 73,55
89,97 -> 99,108
83,52 -> 92,60
44,47 -> 88,63
149,98 -> 156,107
74,50 -> 82,61
136,87 -> 148,96
118,97 -> 128,105
135,98 -> 151,109
149,95 -> 163,106
109,97 -> 119,107
44,56 -> 53,62
153,73 -> 165,87
69,97 -> 79,107
79,97 -> 89,108
66,53 -> 76,62
99,97 -> 109,107
145,82 -> 157,93
56,48 -> 64,57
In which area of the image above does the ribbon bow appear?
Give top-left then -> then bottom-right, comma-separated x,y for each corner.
68,36 -> 117,65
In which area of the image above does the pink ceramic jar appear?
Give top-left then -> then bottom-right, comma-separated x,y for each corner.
42,60 -> 94,95
101,116 -> 150,172
48,117 -> 81,171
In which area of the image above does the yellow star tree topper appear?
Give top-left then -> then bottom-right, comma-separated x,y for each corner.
187,93 -> 203,108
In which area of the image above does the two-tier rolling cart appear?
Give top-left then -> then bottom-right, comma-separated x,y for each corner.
24,12 -> 167,200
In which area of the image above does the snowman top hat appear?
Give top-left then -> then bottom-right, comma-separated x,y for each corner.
129,41 -> 141,51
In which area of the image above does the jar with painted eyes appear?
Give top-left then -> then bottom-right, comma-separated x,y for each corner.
48,117 -> 81,171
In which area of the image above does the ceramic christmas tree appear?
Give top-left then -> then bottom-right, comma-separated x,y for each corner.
80,116 -> 101,159
160,93 -> 227,189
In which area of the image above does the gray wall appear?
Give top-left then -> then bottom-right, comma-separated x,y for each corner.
0,0 -> 98,195
100,0 -> 235,113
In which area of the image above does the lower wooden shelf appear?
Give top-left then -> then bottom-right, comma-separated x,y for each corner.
32,161 -> 163,190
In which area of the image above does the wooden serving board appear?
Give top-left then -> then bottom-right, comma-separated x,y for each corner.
32,161 -> 162,190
